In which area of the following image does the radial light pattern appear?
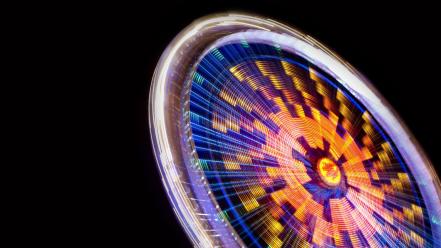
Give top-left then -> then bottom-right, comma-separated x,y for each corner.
150,14 -> 441,248
185,42 -> 430,247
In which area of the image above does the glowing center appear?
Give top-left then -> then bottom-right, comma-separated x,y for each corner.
317,158 -> 341,186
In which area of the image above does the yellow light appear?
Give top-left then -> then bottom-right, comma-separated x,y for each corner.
317,158 -> 341,186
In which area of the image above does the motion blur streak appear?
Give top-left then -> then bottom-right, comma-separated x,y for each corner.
149,14 -> 441,247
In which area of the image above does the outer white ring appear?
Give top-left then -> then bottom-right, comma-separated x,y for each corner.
149,13 -> 441,247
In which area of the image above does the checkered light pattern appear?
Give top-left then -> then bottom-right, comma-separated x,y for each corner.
184,41 -> 432,247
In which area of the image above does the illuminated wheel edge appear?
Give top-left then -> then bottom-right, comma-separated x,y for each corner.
149,13 -> 441,247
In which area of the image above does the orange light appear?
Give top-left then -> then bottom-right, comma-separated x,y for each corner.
317,158 -> 341,186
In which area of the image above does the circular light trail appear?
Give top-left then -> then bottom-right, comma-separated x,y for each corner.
317,158 -> 341,187
149,13 -> 441,247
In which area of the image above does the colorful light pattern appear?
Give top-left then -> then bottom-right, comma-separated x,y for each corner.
317,158 -> 341,187
149,14 -> 441,248
184,41 -> 432,247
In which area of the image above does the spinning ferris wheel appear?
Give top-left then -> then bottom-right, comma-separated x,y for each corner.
149,13 -> 441,248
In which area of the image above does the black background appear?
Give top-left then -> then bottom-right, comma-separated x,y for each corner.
83,1 -> 441,246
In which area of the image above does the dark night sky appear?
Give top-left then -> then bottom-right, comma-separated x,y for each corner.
78,1 -> 441,246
